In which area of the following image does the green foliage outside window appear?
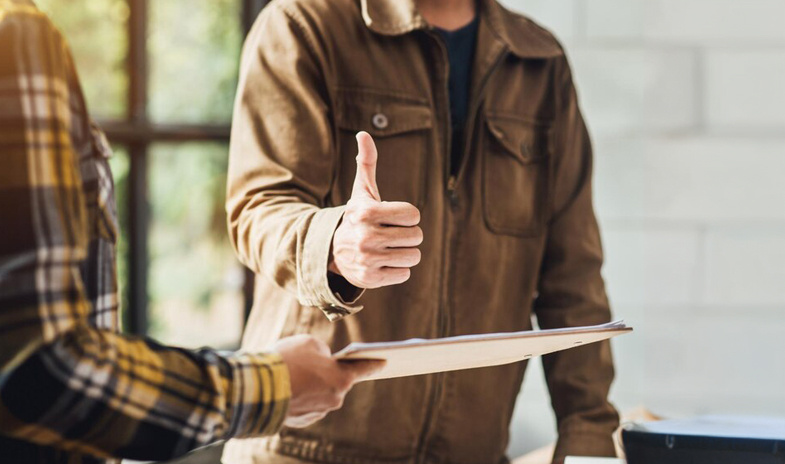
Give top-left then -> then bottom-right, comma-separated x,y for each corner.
37,0 -> 128,120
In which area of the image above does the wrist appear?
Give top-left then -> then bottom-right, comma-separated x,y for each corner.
327,270 -> 363,301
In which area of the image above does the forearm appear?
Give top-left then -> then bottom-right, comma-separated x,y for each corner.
0,320 -> 289,461
535,54 -> 619,461
537,270 -> 618,458
227,188 -> 362,317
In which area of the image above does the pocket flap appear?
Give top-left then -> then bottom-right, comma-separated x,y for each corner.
486,113 -> 550,165
336,89 -> 433,137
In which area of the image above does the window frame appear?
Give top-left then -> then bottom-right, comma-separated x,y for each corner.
107,0 -> 269,335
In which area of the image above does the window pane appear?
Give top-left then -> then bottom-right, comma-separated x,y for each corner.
149,0 -> 242,124
148,143 -> 244,349
35,0 -> 128,120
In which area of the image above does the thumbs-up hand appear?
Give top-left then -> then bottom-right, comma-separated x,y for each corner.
329,132 -> 423,289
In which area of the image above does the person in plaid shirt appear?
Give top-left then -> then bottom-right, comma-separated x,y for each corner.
0,1 -> 381,463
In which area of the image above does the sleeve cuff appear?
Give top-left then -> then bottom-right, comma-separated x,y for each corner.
224,352 -> 290,438
297,206 -> 365,321
552,429 -> 618,462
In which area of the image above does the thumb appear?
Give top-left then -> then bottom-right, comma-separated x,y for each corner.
340,359 -> 386,382
351,131 -> 381,202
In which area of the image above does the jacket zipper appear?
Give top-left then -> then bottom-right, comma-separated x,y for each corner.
416,30 -> 452,464
416,39 -> 510,463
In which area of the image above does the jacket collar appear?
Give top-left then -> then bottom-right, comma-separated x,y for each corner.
360,0 -> 563,58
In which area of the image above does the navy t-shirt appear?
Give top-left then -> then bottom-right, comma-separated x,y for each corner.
436,14 -> 480,175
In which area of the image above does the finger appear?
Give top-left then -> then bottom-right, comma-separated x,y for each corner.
377,225 -> 423,248
286,412 -> 327,428
375,248 -> 421,268
339,359 -> 386,382
349,226 -> 422,251
355,201 -> 419,226
351,131 -> 381,202
378,267 -> 412,286
312,337 -> 332,357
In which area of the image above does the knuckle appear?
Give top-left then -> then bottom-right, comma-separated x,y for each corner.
352,206 -> 373,223
303,336 -> 321,349
329,394 -> 344,410
358,268 -> 376,284
355,206 -> 376,224
356,251 -> 374,267
357,241 -> 374,255
356,229 -> 376,251
337,374 -> 354,392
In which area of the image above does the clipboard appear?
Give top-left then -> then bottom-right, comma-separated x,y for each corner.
334,321 -> 632,381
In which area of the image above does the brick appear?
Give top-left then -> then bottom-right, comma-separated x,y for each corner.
499,0 -> 577,42
703,230 -> 785,306
601,227 -> 701,307
593,137 -> 785,223
569,48 -> 697,135
706,51 -> 785,130
586,0 -> 785,44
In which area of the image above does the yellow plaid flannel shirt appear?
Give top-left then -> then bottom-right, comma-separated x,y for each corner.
0,1 -> 290,462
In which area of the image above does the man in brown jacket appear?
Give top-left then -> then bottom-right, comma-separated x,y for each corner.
224,0 -> 619,462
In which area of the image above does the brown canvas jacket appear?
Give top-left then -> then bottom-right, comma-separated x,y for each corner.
225,0 -> 619,462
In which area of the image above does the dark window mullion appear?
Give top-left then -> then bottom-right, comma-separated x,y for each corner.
127,144 -> 149,335
126,0 -> 150,335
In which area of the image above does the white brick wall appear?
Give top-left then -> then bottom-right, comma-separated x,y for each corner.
703,230 -> 785,306
602,227 -> 702,307
594,137 -> 785,222
499,0 -> 578,41
586,0 -> 785,44
570,49 -> 697,134
504,0 -> 785,457
706,51 -> 785,130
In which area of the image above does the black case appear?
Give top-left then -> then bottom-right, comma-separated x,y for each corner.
622,418 -> 785,464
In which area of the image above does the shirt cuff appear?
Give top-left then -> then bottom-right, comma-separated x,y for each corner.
297,206 -> 365,321
224,352 -> 290,438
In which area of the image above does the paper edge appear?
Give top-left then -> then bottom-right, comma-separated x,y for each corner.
334,320 -> 631,359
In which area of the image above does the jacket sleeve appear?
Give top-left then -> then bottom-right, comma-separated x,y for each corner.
532,55 -> 620,462
226,3 -> 363,321
0,8 -> 289,461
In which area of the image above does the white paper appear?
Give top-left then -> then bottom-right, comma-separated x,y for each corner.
334,321 -> 632,381
564,458 -> 625,464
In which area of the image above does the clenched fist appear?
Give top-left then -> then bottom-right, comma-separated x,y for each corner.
275,335 -> 383,428
329,132 -> 424,289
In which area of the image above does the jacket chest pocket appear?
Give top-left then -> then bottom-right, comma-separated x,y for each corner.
334,89 -> 433,208
483,113 -> 551,237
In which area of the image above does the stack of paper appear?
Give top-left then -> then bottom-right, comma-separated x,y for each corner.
334,321 -> 632,381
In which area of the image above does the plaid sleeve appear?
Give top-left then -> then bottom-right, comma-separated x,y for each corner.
0,3 -> 289,461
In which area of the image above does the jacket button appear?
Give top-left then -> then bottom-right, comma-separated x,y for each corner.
372,113 -> 389,130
